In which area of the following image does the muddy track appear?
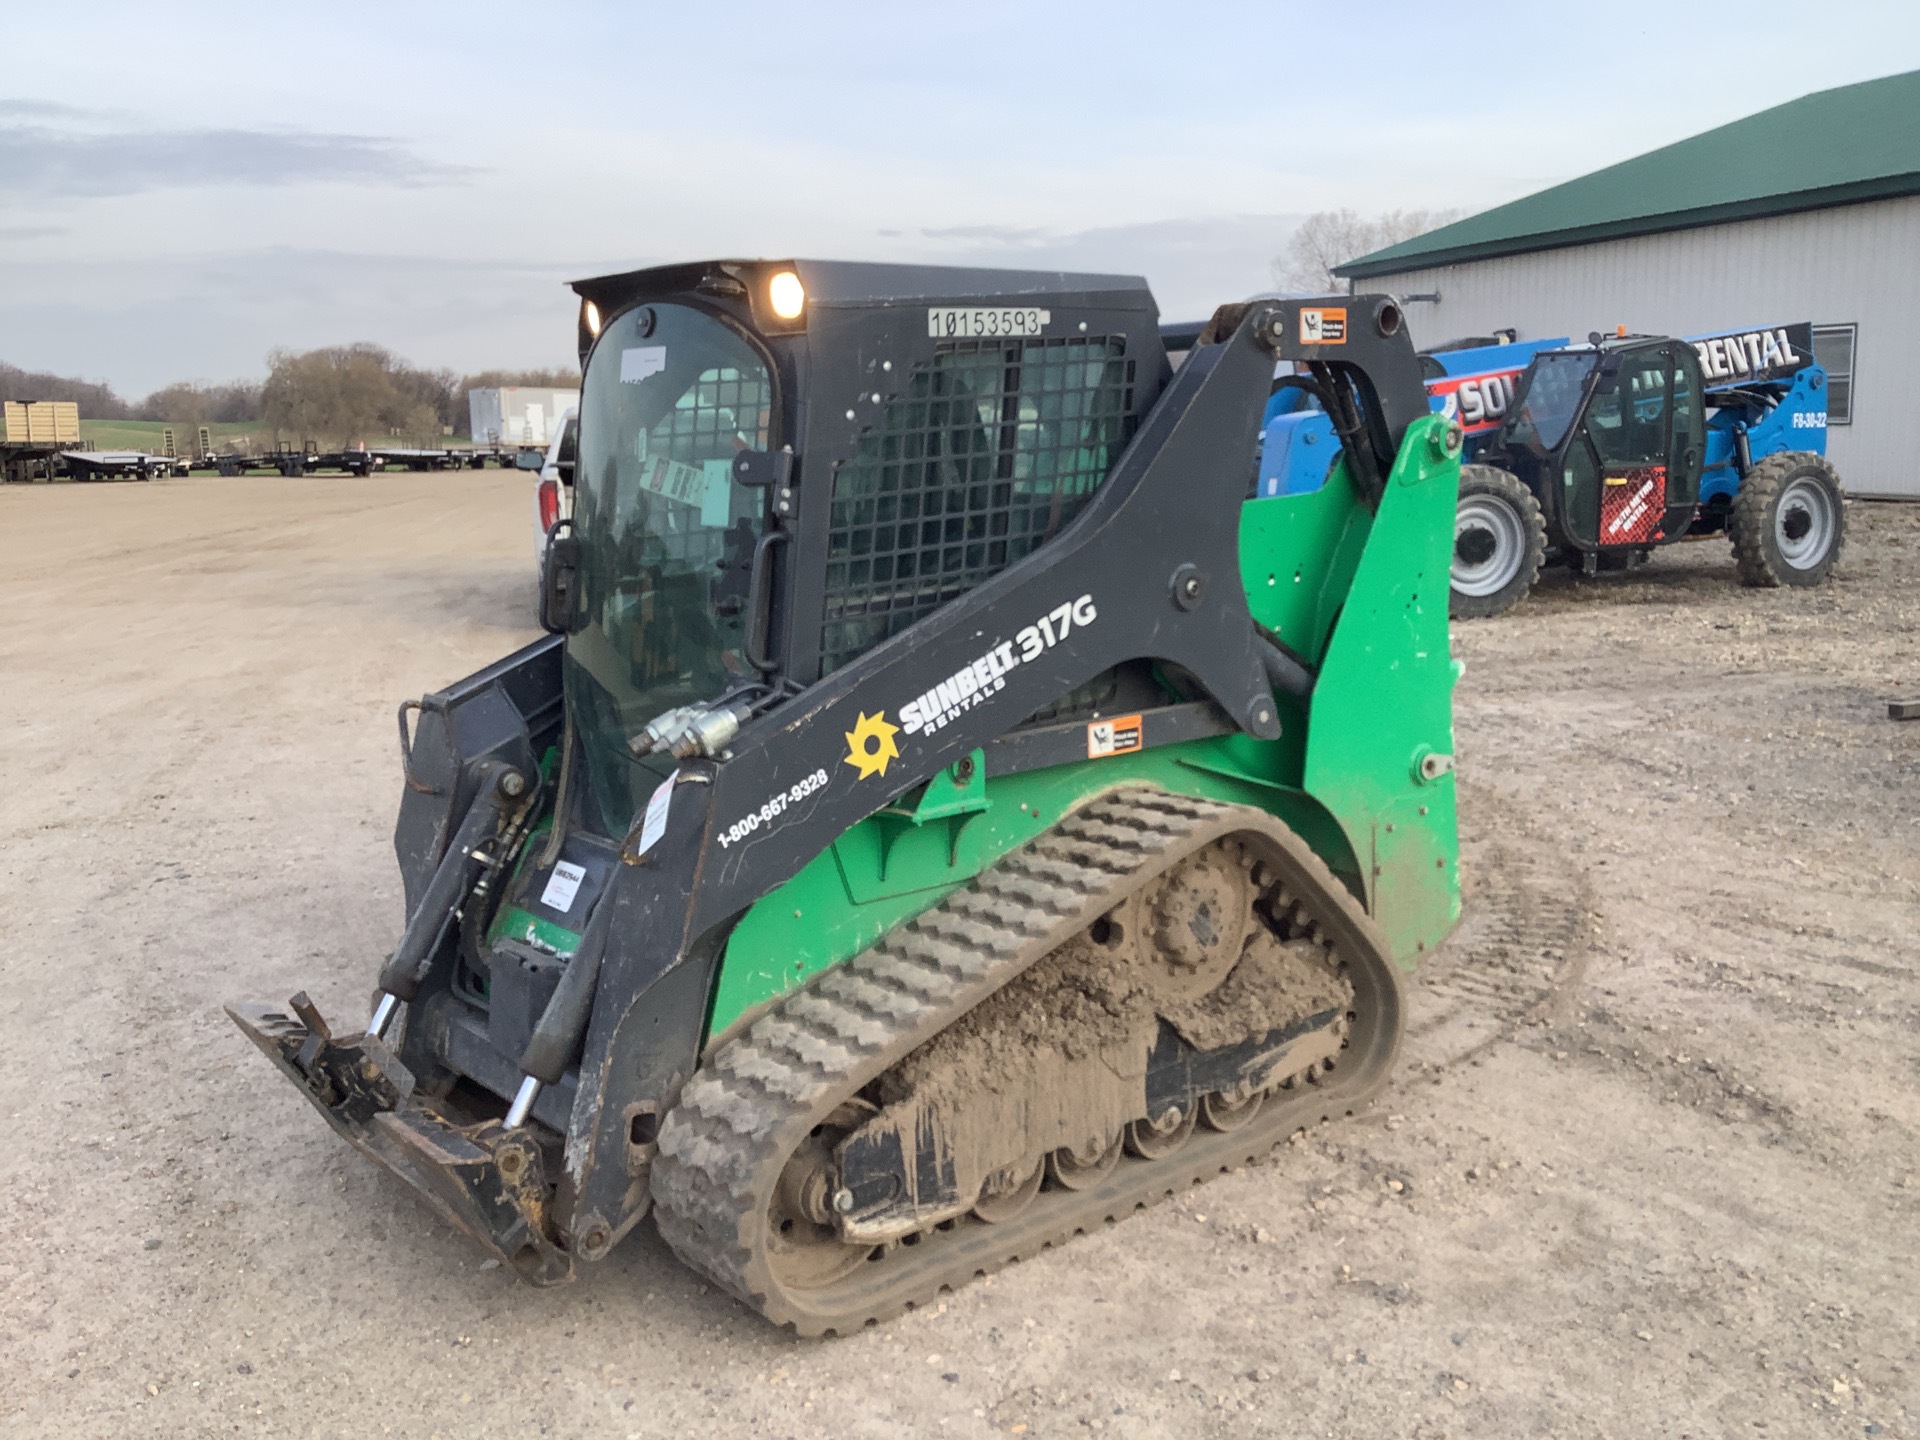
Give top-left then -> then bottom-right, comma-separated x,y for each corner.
650,786 -> 1403,1335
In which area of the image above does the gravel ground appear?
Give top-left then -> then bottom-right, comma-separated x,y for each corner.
1,472 -> 1916,1439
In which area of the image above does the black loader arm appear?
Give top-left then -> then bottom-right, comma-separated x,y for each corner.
1209,295 -> 1428,508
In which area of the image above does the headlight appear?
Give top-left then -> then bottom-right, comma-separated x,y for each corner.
583,300 -> 603,338
767,271 -> 805,321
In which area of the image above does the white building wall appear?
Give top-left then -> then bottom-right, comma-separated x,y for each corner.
1358,195 -> 1920,496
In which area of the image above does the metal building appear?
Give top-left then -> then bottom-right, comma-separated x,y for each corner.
1338,69 -> 1919,497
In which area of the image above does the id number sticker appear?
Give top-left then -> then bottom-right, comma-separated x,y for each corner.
928,307 -> 1050,339
539,859 -> 587,913
1299,307 -> 1347,344
1087,714 -> 1143,759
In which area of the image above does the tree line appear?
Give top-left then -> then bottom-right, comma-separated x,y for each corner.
0,350 -> 576,444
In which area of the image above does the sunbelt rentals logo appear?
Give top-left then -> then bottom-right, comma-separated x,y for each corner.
843,711 -> 901,779
839,592 -> 1100,781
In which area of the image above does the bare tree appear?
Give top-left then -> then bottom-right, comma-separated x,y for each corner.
261,344 -> 450,447
0,361 -> 130,418
1272,209 -> 1465,295
136,380 -> 264,425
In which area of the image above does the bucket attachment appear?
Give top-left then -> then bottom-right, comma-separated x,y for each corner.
226,994 -> 572,1285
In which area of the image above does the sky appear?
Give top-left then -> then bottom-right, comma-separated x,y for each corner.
4,1 -> 1919,397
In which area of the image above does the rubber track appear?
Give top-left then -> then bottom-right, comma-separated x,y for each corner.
650,786 -> 1401,1335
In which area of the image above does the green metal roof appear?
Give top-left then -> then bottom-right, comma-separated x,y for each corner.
1339,69 -> 1920,279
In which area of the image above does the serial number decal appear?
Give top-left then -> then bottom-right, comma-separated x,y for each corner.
928,306 -> 1051,339
718,768 -> 831,849
899,593 -> 1098,738
1792,411 -> 1828,428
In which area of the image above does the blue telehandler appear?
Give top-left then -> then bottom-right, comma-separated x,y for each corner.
1252,322 -> 1843,618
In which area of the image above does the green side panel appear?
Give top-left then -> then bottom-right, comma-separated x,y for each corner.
707,740 -> 1351,1042
710,413 -> 1464,1040
484,814 -> 585,962
489,905 -> 584,959
1238,461 -> 1373,662
1298,414 -> 1463,965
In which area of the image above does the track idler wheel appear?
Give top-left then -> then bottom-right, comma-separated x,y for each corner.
1125,1104 -> 1198,1159
1046,1134 -> 1123,1190
971,1156 -> 1045,1223
1199,1087 -> 1265,1133
765,1114 -> 874,1290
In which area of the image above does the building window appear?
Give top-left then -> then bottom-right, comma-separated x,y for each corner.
1812,324 -> 1856,425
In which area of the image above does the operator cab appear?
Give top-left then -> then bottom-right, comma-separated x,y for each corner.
1485,334 -> 1706,555
547,260 -> 1171,836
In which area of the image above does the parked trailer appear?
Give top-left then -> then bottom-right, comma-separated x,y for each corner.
199,444 -> 550,476
1,401 -> 82,483
61,450 -> 186,481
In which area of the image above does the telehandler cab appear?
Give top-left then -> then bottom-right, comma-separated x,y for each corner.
230,263 -> 1465,1334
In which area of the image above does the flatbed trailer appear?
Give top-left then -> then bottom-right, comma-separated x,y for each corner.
197,444 -> 542,476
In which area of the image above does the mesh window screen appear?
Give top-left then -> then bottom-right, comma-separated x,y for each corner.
630,365 -> 770,572
819,337 -> 1135,674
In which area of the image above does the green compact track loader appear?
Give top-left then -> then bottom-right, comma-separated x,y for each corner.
230,262 -> 1465,1334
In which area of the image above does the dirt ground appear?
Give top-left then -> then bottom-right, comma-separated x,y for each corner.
2,472 -> 1916,1440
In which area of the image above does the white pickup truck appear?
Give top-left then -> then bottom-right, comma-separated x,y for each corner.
532,408 -> 576,569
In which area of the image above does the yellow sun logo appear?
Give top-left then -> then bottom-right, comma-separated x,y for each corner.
842,711 -> 901,780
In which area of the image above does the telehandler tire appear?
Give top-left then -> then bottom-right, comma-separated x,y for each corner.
1729,452 -> 1845,588
1450,465 -> 1546,619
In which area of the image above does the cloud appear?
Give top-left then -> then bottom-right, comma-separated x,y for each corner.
0,117 -> 473,198
899,214 -> 1307,320
917,224 -> 1052,245
0,225 -> 65,240
0,98 -> 95,119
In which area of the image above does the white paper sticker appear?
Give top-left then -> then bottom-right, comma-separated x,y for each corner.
620,346 -> 667,383
638,774 -> 676,855
636,456 -> 710,506
539,859 -> 587,913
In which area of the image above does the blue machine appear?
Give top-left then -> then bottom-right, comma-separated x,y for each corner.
1241,319 -> 1840,616
1257,334 -> 1568,497
1259,326 -> 1831,500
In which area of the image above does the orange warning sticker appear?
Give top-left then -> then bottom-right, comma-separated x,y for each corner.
1087,713 -> 1143,759
1299,307 -> 1347,345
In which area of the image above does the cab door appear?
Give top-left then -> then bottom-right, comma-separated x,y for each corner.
1559,344 -> 1700,550
1660,341 -> 1705,538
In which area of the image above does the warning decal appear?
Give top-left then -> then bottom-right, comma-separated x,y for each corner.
1598,465 -> 1667,545
1087,713 -> 1144,759
1299,308 -> 1347,345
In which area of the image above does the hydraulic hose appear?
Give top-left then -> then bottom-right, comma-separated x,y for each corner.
1255,633 -> 1317,704
375,762 -> 515,1003
516,886 -> 617,1088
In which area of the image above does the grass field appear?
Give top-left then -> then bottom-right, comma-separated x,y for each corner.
74,420 -> 490,456
77,419 -> 266,453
